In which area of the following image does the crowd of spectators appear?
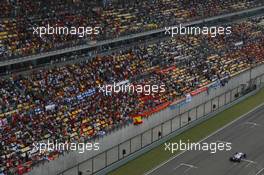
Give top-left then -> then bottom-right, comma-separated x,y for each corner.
0,14 -> 264,174
0,0 -> 264,60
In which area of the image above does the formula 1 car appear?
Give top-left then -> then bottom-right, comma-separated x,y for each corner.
229,152 -> 247,162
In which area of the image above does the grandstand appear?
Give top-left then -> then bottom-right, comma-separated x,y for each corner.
0,0 -> 264,175
0,0 -> 264,60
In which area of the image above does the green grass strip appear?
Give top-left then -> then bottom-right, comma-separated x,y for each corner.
109,88 -> 264,175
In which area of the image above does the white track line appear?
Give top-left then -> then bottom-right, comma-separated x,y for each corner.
244,122 -> 261,127
144,103 -> 264,175
256,168 -> 264,175
242,159 -> 257,168
245,122 -> 258,126
173,163 -> 197,171
241,159 -> 257,164
173,164 -> 182,170
181,163 -> 198,168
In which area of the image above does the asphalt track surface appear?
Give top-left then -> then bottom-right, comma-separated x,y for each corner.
147,105 -> 264,175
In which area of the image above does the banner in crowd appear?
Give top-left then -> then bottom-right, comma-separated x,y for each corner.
45,104 -> 56,111
209,79 -> 221,90
156,66 -> 176,74
77,88 -> 96,100
64,88 -> 96,104
186,93 -> 192,103
169,93 -> 192,110
208,76 -> 229,91
190,87 -> 208,96
139,95 -> 154,102
116,80 -> 130,86
133,116 -> 143,125
235,41 -> 243,46
138,101 -> 172,117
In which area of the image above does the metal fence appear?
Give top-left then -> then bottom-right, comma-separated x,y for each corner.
57,72 -> 264,175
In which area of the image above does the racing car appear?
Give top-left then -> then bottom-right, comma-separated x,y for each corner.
229,152 -> 247,162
